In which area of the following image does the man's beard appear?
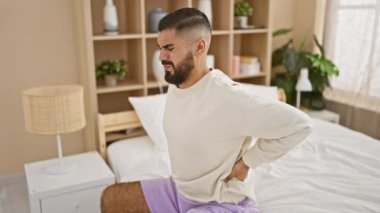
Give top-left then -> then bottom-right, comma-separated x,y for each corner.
162,51 -> 194,87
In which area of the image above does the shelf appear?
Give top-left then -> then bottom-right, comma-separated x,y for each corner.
147,81 -> 169,89
97,80 -> 144,94
145,33 -> 158,38
93,34 -> 143,41
76,0 -> 272,152
232,72 -> 266,80
233,28 -> 268,34
212,30 -> 230,35
145,30 -> 231,37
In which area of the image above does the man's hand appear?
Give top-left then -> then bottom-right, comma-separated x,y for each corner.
225,158 -> 250,182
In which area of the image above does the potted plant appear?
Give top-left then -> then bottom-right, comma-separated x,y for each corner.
271,28 -> 339,109
234,0 -> 253,29
95,59 -> 128,87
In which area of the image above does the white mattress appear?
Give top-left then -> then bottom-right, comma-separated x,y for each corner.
107,119 -> 380,212
107,135 -> 171,182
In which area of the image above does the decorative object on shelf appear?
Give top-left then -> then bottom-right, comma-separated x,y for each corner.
103,0 -> 119,35
21,85 -> 86,175
296,68 -> 312,109
206,54 -> 215,69
234,0 -> 253,29
197,0 -> 213,26
271,28 -> 339,109
152,50 -> 165,93
239,55 -> 260,75
96,59 -> 128,87
232,55 -> 240,76
148,8 -> 168,33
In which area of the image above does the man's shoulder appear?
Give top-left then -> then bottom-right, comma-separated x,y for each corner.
210,69 -> 246,94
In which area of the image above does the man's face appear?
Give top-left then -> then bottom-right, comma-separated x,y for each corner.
157,29 -> 195,86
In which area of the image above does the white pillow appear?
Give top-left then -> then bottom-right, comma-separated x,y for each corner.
128,94 -> 167,151
239,83 -> 278,101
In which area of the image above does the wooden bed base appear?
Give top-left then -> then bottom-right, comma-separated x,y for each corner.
98,111 -> 143,159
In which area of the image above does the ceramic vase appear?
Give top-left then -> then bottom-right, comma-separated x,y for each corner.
148,8 -> 168,33
103,0 -> 119,35
197,0 -> 213,26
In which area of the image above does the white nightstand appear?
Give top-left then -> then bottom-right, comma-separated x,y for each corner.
306,109 -> 340,124
24,151 -> 115,213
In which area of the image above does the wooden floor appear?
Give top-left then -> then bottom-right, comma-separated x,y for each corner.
0,173 -> 30,213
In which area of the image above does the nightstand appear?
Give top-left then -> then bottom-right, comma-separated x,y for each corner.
306,109 -> 340,124
24,151 -> 115,213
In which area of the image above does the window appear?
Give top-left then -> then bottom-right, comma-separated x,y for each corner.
324,0 -> 380,98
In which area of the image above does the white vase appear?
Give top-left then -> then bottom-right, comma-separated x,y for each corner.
148,8 -> 168,33
103,0 -> 119,35
152,50 -> 165,82
197,0 -> 213,26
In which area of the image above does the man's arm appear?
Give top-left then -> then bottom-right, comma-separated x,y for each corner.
239,99 -> 314,169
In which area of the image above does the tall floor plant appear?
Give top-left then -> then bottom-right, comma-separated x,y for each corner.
271,28 -> 339,109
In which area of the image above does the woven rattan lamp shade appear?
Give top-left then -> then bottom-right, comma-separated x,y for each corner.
22,85 -> 86,135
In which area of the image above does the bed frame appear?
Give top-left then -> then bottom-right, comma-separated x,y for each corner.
98,110 -> 144,159
97,88 -> 286,159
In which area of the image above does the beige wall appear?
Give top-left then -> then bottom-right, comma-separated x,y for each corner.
0,0 -> 85,175
272,0 -> 325,52
271,0 -> 296,50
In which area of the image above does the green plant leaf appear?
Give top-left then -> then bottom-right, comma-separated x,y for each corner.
234,0 -> 253,16
271,73 -> 297,105
273,28 -> 292,37
306,54 -> 339,77
313,35 -> 325,57
95,59 -> 128,80
283,48 -> 299,74
272,39 -> 292,67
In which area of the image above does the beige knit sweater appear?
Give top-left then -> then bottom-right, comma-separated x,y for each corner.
163,69 -> 313,204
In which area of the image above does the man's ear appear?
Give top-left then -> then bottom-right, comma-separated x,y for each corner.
193,39 -> 206,56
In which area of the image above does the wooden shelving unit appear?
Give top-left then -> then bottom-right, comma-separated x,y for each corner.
75,0 -> 272,151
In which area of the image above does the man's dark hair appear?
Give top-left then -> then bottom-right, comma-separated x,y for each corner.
158,8 -> 211,34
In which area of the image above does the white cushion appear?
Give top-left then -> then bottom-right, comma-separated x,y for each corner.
129,94 -> 167,151
239,83 -> 278,101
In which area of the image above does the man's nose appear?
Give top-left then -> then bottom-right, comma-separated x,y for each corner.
159,50 -> 169,61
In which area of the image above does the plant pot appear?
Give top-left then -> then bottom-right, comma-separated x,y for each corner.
235,16 -> 248,29
105,74 -> 118,87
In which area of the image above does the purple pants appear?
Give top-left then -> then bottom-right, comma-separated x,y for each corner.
140,177 -> 259,213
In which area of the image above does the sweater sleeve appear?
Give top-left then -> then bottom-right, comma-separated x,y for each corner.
240,98 -> 314,168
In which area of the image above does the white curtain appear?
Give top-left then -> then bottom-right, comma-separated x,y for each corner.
323,0 -> 380,113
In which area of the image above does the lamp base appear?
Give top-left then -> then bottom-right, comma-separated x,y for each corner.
45,161 -> 76,175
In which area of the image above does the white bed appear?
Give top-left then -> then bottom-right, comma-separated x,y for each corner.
102,117 -> 380,212
98,86 -> 380,212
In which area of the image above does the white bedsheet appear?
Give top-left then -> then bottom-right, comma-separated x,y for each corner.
107,119 -> 380,212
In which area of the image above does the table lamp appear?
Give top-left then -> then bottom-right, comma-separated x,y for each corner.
296,68 -> 312,109
22,85 -> 86,175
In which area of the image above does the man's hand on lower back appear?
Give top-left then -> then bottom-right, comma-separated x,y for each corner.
225,158 -> 250,182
